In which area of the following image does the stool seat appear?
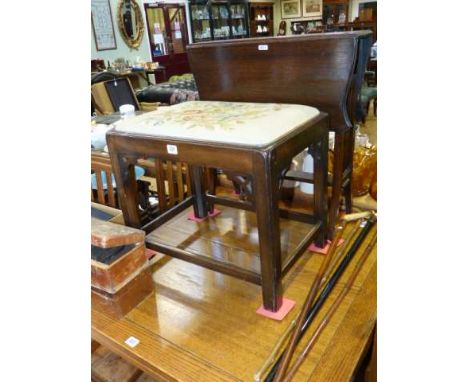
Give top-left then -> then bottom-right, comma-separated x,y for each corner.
114,101 -> 320,147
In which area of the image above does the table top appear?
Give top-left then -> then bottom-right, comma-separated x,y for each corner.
92,220 -> 376,381
114,101 -> 321,147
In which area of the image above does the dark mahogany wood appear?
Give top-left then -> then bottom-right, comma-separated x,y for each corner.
187,31 -> 372,237
106,112 -> 329,311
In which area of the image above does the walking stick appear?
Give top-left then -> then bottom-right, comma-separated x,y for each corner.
265,215 -> 376,382
254,218 -> 361,382
283,232 -> 377,381
273,224 -> 346,381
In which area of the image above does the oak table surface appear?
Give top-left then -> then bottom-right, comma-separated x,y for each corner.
92,223 -> 376,382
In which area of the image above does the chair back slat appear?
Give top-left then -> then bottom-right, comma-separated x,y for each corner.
185,165 -> 192,196
95,170 -> 106,205
176,162 -> 185,203
105,168 -> 116,207
154,159 -> 168,212
166,161 -> 176,208
91,152 -> 118,208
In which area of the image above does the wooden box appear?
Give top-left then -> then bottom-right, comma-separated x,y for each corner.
91,218 -> 147,294
91,243 -> 147,294
92,267 -> 154,318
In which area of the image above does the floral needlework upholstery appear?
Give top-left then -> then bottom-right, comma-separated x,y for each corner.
114,101 -> 320,147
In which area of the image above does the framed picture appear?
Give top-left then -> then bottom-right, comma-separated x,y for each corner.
302,0 -> 322,18
281,0 -> 301,19
91,0 -> 117,51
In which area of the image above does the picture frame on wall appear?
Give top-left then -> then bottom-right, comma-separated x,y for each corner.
302,0 -> 322,18
281,0 -> 301,19
91,0 -> 117,51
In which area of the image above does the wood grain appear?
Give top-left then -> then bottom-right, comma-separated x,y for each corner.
146,204 -> 320,275
92,224 -> 376,381
91,218 -> 145,248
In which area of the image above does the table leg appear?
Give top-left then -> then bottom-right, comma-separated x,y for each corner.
343,128 -> 355,214
253,153 -> 282,312
329,132 -> 346,239
312,134 -> 328,247
189,165 -> 208,219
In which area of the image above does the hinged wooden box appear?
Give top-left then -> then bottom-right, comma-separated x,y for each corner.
91,218 -> 147,294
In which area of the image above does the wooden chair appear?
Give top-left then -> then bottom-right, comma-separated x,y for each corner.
91,151 -> 191,223
136,159 -> 192,222
91,151 -> 119,208
187,31 -> 373,238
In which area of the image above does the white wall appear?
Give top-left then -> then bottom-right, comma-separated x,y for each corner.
91,0 -> 152,65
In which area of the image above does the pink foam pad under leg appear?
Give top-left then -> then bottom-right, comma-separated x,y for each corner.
256,297 -> 296,320
187,208 -> 221,222
308,238 -> 345,255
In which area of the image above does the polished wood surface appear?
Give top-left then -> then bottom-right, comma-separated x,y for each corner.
146,204 -> 320,277
92,223 -> 376,382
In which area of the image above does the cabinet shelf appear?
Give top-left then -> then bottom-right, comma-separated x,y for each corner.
189,0 -> 250,41
249,2 -> 274,37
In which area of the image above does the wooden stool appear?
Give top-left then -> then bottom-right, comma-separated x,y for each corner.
107,100 -> 329,312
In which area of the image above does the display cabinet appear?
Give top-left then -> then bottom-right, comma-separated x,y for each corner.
189,0 -> 249,42
144,3 -> 191,81
249,2 -> 274,37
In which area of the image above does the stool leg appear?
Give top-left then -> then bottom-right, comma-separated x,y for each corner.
311,135 -> 328,247
205,167 -> 217,213
189,165 -> 208,219
329,132 -> 346,238
253,153 -> 282,312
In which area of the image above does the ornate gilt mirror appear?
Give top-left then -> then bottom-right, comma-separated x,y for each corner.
117,0 -> 144,49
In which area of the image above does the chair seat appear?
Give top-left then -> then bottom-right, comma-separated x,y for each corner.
114,101 -> 320,147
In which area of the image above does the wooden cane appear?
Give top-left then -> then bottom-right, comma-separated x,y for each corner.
283,232 -> 377,381
320,218 -> 363,287
265,215 -> 376,382
273,224 -> 346,381
254,217 -> 361,382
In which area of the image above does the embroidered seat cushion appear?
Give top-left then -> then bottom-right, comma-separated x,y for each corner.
114,101 -> 320,147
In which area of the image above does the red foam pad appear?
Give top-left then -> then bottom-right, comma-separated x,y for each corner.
256,298 -> 296,321
145,248 -> 158,260
308,238 -> 345,255
187,208 -> 221,222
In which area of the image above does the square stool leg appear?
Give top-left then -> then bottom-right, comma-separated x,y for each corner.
253,152 -> 282,312
189,165 -> 208,219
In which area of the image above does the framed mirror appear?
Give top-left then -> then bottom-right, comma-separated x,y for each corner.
117,0 -> 144,49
